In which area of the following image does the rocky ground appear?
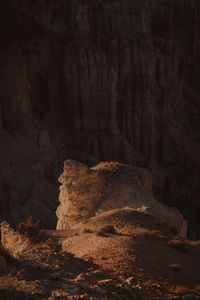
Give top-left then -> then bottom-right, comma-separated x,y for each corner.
1,161 -> 200,299
0,214 -> 200,299
0,241 -> 140,300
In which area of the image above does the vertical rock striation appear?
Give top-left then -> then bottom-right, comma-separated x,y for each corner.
0,0 -> 199,235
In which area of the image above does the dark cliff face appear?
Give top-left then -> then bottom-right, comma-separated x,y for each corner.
0,0 -> 199,235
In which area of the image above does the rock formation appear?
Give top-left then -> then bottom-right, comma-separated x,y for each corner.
1,162 -> 200,299
57,160 -> 187,238
0,0 -> 199,235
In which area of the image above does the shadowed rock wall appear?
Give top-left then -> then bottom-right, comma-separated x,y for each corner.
0,0 -> 199,235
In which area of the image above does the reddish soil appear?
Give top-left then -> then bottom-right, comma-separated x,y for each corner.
1,209 -> 200,299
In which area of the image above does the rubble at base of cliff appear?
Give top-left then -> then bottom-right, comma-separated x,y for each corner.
0,161 -> 200,300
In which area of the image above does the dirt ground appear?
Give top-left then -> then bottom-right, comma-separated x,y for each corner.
1,209 -> 200,299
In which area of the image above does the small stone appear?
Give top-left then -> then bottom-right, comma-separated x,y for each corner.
97,279 -> 113,286
79,294 -> 88,299
126,276 -> 134,285
76,273 -> 88,281
51,290 -> 62,297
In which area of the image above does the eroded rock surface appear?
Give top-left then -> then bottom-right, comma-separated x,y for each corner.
1,189 -> 199,298
1,222 -> 29,258
56,160 -> 187,238
0,0 -> 199,236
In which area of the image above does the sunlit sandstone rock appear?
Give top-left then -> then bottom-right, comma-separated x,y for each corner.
56,160 -> 187,238
1,222 -> 29,258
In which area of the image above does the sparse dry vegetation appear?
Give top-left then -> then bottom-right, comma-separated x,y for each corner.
81,227 -> 93,234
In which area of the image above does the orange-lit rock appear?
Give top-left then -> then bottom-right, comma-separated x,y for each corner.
0,0 -> 199,237
56,160 -> 187,238
1,221 -> 29,258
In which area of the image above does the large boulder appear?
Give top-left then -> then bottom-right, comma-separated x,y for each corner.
56,160 -> 187,238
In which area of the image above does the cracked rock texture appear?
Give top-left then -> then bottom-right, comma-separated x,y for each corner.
0,0 -> 199,235
56,160 -> 187,238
